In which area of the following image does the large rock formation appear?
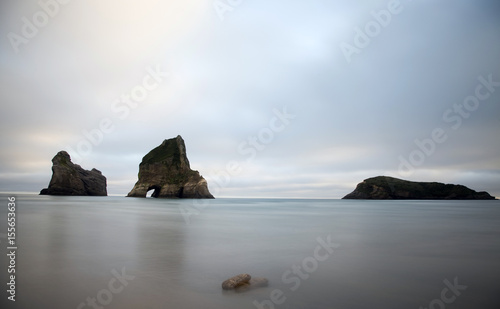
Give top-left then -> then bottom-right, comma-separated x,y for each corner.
343,176 -> 495,200
127,136 -> 214,198
40,151 -> 107,196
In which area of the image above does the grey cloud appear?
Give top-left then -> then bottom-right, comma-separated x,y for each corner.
1,0 -> 499,197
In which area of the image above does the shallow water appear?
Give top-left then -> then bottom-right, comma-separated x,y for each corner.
0,194 -> 499,308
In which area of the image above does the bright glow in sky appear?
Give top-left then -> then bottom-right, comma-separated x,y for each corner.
1,0 -> 499,198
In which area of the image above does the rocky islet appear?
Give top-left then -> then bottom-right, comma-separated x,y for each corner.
127,135 -> 214,199
343,176 -> 495,200
40,151 -> 107,196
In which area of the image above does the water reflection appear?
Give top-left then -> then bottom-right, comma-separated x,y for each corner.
0,195 -> 499,309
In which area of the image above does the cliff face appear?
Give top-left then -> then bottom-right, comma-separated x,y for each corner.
343,176 -> 495,200
40,151 -> 107,196
127,136 -> 214,199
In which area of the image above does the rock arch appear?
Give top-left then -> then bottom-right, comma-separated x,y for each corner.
127,136 -> 214,199
147,185 -> 162,198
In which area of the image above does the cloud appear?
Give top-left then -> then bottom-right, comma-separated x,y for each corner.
1,0 -> 499,198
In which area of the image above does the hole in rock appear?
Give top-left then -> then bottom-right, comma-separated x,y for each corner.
147,186 -> 161,198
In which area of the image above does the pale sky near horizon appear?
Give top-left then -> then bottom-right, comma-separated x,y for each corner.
1,0 -> 499,198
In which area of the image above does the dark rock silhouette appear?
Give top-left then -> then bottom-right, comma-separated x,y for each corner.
343,176 -> 495,200
127,135 -> 214,198
40,151 -> 107,196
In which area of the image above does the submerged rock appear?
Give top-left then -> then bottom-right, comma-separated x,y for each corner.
343,176 -> 496,200
127,135 -> 214,198
221,274 -> 251,290
234,277 -> 269,292
40,151 -> 107,196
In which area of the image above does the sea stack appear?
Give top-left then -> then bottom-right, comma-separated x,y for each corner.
127,135 -> 214,198
342,176 -> 495,200
40,151 -> 107,196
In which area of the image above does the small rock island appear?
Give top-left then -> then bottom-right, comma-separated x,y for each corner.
127,135 -> 214,199
343,176 -> 495,200
40,151 -> 107,196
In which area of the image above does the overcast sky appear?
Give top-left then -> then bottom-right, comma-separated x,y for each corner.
1,0 -> 499,198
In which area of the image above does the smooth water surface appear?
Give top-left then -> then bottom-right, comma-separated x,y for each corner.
0,194 -> 499,308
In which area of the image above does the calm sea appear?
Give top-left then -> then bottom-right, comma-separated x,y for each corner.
0,194 -> 499,309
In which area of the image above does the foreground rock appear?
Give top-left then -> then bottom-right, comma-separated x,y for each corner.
127,135 -> 214,198
222,274 -> 268,291
343,176 -> 495,200
40,151 -> 107,196
234,277 -> 269,293
221,274 -> 251,290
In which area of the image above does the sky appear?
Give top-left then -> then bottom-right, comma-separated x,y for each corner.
1,0 -> 499,198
